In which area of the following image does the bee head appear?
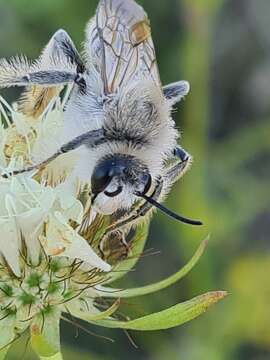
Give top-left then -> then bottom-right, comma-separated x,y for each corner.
91,154 -> 151,215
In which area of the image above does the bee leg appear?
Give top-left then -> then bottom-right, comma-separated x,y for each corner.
173,146 -> 191,162
39,29 -> 86,92
98,241 -> 106,260
2,128 -> 106,177
166,147 -> 192,185
98,229 -> 129,260
2,70 -> 82,88
0,30 -> 86,90
17,30 -> 87,117
0,60 -> 87,92
103,179 -> 164,236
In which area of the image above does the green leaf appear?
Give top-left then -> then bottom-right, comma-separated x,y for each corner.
0,347 -> 10,360
39,353 -> 63,360
99,239 -> 208,298
90,291 -> 228,331
31,309 -> 61,358
104,224 -> 149,284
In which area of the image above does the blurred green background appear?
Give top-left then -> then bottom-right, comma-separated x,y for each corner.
1,0 -> 270,359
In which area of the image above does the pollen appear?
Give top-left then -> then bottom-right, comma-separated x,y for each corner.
131,20 -> 151,45
48,247 -> 66,256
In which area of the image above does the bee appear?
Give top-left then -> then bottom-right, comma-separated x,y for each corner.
0,0 -> 202,230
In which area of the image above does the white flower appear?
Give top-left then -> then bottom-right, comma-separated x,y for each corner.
0,175 -> 110,275
41,211 -> 111,271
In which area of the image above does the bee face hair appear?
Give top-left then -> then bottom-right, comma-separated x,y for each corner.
91,154 -> 151,215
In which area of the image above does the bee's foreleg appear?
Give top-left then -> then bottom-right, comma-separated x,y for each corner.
2,128 -> 106,177
0,70 -> 79,89
173,146 -> 191,163
166,147 -> 193,184
0,29 -> 86,90
103,179 -> 164,236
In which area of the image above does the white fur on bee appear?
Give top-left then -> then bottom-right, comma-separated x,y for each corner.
62,74 -> 178,183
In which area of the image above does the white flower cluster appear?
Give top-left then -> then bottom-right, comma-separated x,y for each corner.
0,96 -> 110,277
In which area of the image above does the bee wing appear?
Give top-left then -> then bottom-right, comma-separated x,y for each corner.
90,0 -> 161,94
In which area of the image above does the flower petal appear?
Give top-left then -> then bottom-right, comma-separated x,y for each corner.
31,309 -> 61,358
16,208 -> 47,264
0,218 -> 21,276
56,188 -> 83,224
12,112 -> 31,136
0,125 -> 7,168
44,213 -> 111,272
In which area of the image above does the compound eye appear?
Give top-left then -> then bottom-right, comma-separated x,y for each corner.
91,162 -> 113,196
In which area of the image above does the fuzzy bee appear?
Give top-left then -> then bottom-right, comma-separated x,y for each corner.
0,0 -> 202,229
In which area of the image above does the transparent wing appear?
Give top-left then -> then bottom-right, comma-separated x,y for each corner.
90,0 -> 161,94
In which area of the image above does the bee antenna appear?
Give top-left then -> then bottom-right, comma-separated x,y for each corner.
136,193 -> 203,226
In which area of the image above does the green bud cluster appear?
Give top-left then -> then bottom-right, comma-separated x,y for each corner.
0,254 -> 105,348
